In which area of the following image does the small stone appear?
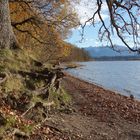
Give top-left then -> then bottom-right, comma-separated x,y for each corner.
130,94 -> 134,100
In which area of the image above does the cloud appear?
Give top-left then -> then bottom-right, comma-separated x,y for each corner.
72,0 -> 109,25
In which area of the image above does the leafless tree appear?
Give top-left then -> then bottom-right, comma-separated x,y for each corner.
82,0 -> 140,52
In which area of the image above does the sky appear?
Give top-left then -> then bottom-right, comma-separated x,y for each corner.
66,0 -> 140,48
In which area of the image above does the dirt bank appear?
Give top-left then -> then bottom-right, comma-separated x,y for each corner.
48,73 -> 140,140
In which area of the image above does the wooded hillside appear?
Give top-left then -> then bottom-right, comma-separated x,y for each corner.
0,0 -> 138,139
0,1 -> 91,139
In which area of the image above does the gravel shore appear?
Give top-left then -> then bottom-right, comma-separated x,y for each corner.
55,73 -> 140,140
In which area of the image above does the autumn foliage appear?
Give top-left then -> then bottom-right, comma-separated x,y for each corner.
8,0 -> 84,62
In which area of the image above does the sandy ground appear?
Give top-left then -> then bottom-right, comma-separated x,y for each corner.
47,73 -> 140,140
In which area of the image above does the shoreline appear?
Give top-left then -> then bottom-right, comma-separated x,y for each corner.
55,72 -> 140,139
64,72 -> 139,101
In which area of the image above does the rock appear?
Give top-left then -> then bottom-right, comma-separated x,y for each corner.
0,113 -> 7,127
130,94 -> 134,100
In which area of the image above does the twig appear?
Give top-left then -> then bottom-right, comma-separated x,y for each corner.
21,103 -> 35,117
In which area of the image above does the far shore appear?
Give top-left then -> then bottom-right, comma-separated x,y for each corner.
54,72 -> 140,139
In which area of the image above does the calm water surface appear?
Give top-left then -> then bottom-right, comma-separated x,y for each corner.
67,61 -> 140,99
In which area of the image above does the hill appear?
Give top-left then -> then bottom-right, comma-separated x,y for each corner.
84,46 -> 140,60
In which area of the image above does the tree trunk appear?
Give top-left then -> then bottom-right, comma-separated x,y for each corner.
0,0 -> 17,49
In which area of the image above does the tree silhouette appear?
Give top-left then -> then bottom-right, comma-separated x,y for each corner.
82,0 -> 140,52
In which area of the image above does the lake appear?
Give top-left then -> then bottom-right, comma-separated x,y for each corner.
67,61 -> 140,99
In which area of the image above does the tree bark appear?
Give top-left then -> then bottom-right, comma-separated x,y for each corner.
0,0 -> 17,49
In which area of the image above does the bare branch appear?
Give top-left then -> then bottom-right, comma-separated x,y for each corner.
82,0 -> 140,52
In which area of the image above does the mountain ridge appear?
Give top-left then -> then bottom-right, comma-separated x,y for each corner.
84,46 -> 138,59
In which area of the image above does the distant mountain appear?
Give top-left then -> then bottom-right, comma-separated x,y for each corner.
84,46 -> 138,59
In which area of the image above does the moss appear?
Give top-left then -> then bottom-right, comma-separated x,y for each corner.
2,74 -> 25,93
31,86 -> 71,110
6,115 -> 17,128
0,49 -> 70,108
43,63 -> 53,69
0,115 -> 16,136
0,48 -> 72,137
48,87 -> 71,108
25,77 -> 46,91
58,88 -> 71,105
32,94 -> 43,103
0,49 -> 35,73
21,124 -> 34,134
0,48 -> 47,94
25,79 -> 36,90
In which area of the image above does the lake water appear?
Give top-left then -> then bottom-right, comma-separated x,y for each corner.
67,61 -> 140,99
